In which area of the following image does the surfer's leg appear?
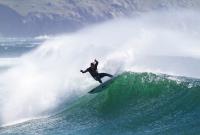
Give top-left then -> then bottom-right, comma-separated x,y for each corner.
97,78 -> 102,83
99,73 -> 113,78
94,76 -> 102,83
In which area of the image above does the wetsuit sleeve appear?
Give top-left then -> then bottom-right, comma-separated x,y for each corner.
95,60 -> 98,68
81,68 -> 88,73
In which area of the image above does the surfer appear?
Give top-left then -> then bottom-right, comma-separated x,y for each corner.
80,59 -> 113,83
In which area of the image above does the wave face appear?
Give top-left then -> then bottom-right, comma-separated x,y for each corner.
1,72 -> 200,135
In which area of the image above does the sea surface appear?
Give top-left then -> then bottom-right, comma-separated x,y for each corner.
0,71 -> 200,135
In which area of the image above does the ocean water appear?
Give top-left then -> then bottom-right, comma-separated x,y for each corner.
1,72 -> 200,135
0,10 -> 200,135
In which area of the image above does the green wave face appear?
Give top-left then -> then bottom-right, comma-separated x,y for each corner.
2,72 -> 200,135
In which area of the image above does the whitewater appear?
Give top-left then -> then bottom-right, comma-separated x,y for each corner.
0,10 -> 200,135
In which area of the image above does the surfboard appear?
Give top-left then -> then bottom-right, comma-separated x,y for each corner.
88,78 -> 115,94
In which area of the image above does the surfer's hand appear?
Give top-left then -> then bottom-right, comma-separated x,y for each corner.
80,70 -> 83,73
94,59 -> 98,62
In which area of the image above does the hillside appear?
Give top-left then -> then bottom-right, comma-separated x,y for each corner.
0,0 -> 200,37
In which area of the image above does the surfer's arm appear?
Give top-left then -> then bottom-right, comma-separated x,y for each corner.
94,59 -> 98,67
80,69 -> 88,73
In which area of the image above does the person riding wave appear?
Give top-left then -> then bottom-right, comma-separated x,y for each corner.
80,59 -> 113,83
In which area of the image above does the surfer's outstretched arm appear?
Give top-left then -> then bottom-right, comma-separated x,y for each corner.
80,69 -> 88,73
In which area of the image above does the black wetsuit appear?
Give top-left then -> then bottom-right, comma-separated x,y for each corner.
82,61 -> 113,83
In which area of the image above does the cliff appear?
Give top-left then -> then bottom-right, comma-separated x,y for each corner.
0,0 -> 199,37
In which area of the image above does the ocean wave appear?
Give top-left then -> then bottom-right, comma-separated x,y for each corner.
1,72 -> 200,135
